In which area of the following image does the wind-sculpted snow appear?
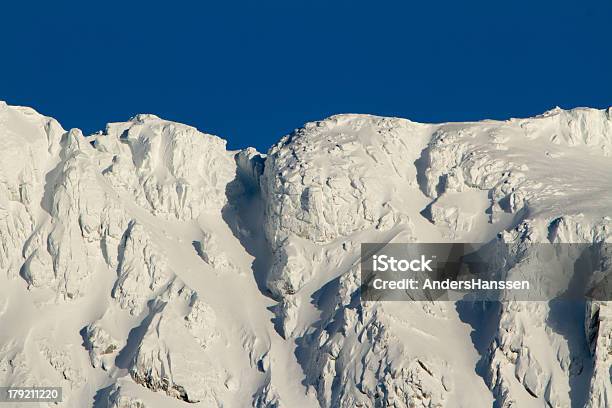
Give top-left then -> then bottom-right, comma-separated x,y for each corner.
128,297 -> 224,404
481,218 -> 612,408
262,115 -> 421,248
0,102 -> 63,280
95,114 -> 235,220
0,101 -> 611,407
112,221 -> 170,315
298,266 -> 456,408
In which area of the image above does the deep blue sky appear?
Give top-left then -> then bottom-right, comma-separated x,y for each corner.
1,1 -> 611,151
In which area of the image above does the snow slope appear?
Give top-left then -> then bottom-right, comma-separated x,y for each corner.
0,101 -> 610,407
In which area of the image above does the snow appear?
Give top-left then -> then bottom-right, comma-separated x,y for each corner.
0,101 -> 610,407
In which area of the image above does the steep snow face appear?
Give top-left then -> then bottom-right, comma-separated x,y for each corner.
419,107 -> 612,224
128,292 -> 224,404
260,115 -> 434,299
410,108 -> 612,407
94,114 -> 235,220
0,103 -> 272,408
0,102 -> 63,279
261,110 -> 612,408
262,115 -> 425,246
0,102 -> 611,408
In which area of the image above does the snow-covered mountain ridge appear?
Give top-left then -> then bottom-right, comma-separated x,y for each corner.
0,101 -> 610,407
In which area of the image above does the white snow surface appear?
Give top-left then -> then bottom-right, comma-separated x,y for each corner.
0,100 -> 611,407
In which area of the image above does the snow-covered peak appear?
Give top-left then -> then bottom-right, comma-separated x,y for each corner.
0,103 -> 610,408
93,114 -> 235,220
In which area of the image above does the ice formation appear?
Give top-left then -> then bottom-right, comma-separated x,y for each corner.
0,100 -> 610,407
